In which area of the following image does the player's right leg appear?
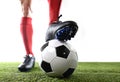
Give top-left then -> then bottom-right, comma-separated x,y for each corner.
45,0 -> 78,42
18,0 -> 35,72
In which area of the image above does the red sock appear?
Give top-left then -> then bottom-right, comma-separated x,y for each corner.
20,17 -> 33,56
48,0 -> 62,24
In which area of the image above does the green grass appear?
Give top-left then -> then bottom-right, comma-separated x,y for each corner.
0,62 -> 120,82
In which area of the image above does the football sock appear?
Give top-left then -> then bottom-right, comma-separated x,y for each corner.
48,0 -> 62,24
20,17 -> 33,56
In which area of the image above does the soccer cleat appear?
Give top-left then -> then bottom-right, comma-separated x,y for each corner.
18,54 -> 35,72
45,15 -> 78,42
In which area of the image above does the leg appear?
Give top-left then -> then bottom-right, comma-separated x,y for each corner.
20,0 -> 32,17
48,0 -> 62,24
45,0 -> 78,42
20,0 -> 33,55
18,0 -> 35,72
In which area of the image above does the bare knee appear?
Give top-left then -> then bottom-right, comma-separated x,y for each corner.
23,6 -> 29,17
20,0 -> 32,17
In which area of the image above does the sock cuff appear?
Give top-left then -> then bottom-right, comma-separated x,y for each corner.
21,17 -> 32,24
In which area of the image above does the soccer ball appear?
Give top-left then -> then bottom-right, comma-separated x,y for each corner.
39,39 -> 78,77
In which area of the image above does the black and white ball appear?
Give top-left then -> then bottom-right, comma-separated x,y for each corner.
39,39 -> 78,77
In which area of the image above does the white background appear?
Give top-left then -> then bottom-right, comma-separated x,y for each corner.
0,0 -> 120,62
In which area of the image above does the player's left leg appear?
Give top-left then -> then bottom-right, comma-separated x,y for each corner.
45,0 -> 78,42
18,0 -> 35,72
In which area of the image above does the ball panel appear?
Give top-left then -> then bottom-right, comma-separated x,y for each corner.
49,39 -> 64,47
51,57 -> 69,75
56,45 -> 70,59
41,61 -> 52,72
63,68 -> 75,77
41,47 -> 56,63
67,51 -> 78,68
41,42 -> 49,51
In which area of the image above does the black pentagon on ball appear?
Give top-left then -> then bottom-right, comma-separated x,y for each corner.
56,45 -> 70,58
41,42 -> 49,52
63,68 -> 75,77
41,61 -> 52,72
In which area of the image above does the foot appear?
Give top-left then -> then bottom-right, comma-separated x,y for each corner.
45,16 -> 78,42
18,54 -> 35,72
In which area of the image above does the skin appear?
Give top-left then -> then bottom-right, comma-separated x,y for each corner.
20,0 -> 32,17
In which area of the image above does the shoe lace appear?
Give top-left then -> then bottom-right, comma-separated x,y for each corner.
23,56 -> 31,64
58,14 -> 62,21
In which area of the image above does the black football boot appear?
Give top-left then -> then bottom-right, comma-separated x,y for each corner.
45,15 -> 78,42
18,54 -> 35,72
